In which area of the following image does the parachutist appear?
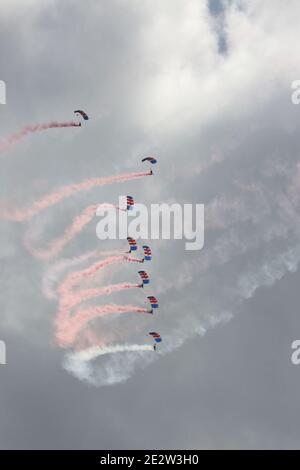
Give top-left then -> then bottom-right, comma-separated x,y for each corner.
126,196 -> 134,211
141,156 -> 156,175
149,332 -> 162,348
142,245 -> 152,261
138,270 -> 149,286
127,237 -> 138,252
74,109 -> 89,120
141,156 -> 157,164
147,296 -> 159,311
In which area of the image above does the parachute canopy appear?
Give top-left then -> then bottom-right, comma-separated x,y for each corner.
149,332 -> 162,343
142,156 -> 157,164
147,296 -> 159,309
126,196 -> 134,211
143,245 -> 152,261
127,237 -> 138,251
74,110 -> 89,120
138,270 -> 150,285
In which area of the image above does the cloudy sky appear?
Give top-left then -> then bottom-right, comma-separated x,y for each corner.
1,0 -> 300,449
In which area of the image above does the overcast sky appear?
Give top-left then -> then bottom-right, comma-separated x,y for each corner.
1,0 -> 300,449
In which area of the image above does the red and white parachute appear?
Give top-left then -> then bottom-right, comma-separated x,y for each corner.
143,245 -> 152,261
126,196 -> 134,211
127,237 -> 138,252
138,270 -> 150,287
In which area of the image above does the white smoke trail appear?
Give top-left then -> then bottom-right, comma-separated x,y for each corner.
62,313 -> 233,386
71,343 -> 153,361
63,344 -> 155,386
236,243 -> 300,301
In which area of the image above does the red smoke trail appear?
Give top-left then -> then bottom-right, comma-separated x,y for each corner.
0,171 -> 151,222
55,303 -> 150,348
42,249 -> 122,299
55,254 -> 145,348
60,283 -> 141,312
24,203 -> 123,260
54,255 -> 144,348
58,255 -> 143,297
0,121 -> 81,154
